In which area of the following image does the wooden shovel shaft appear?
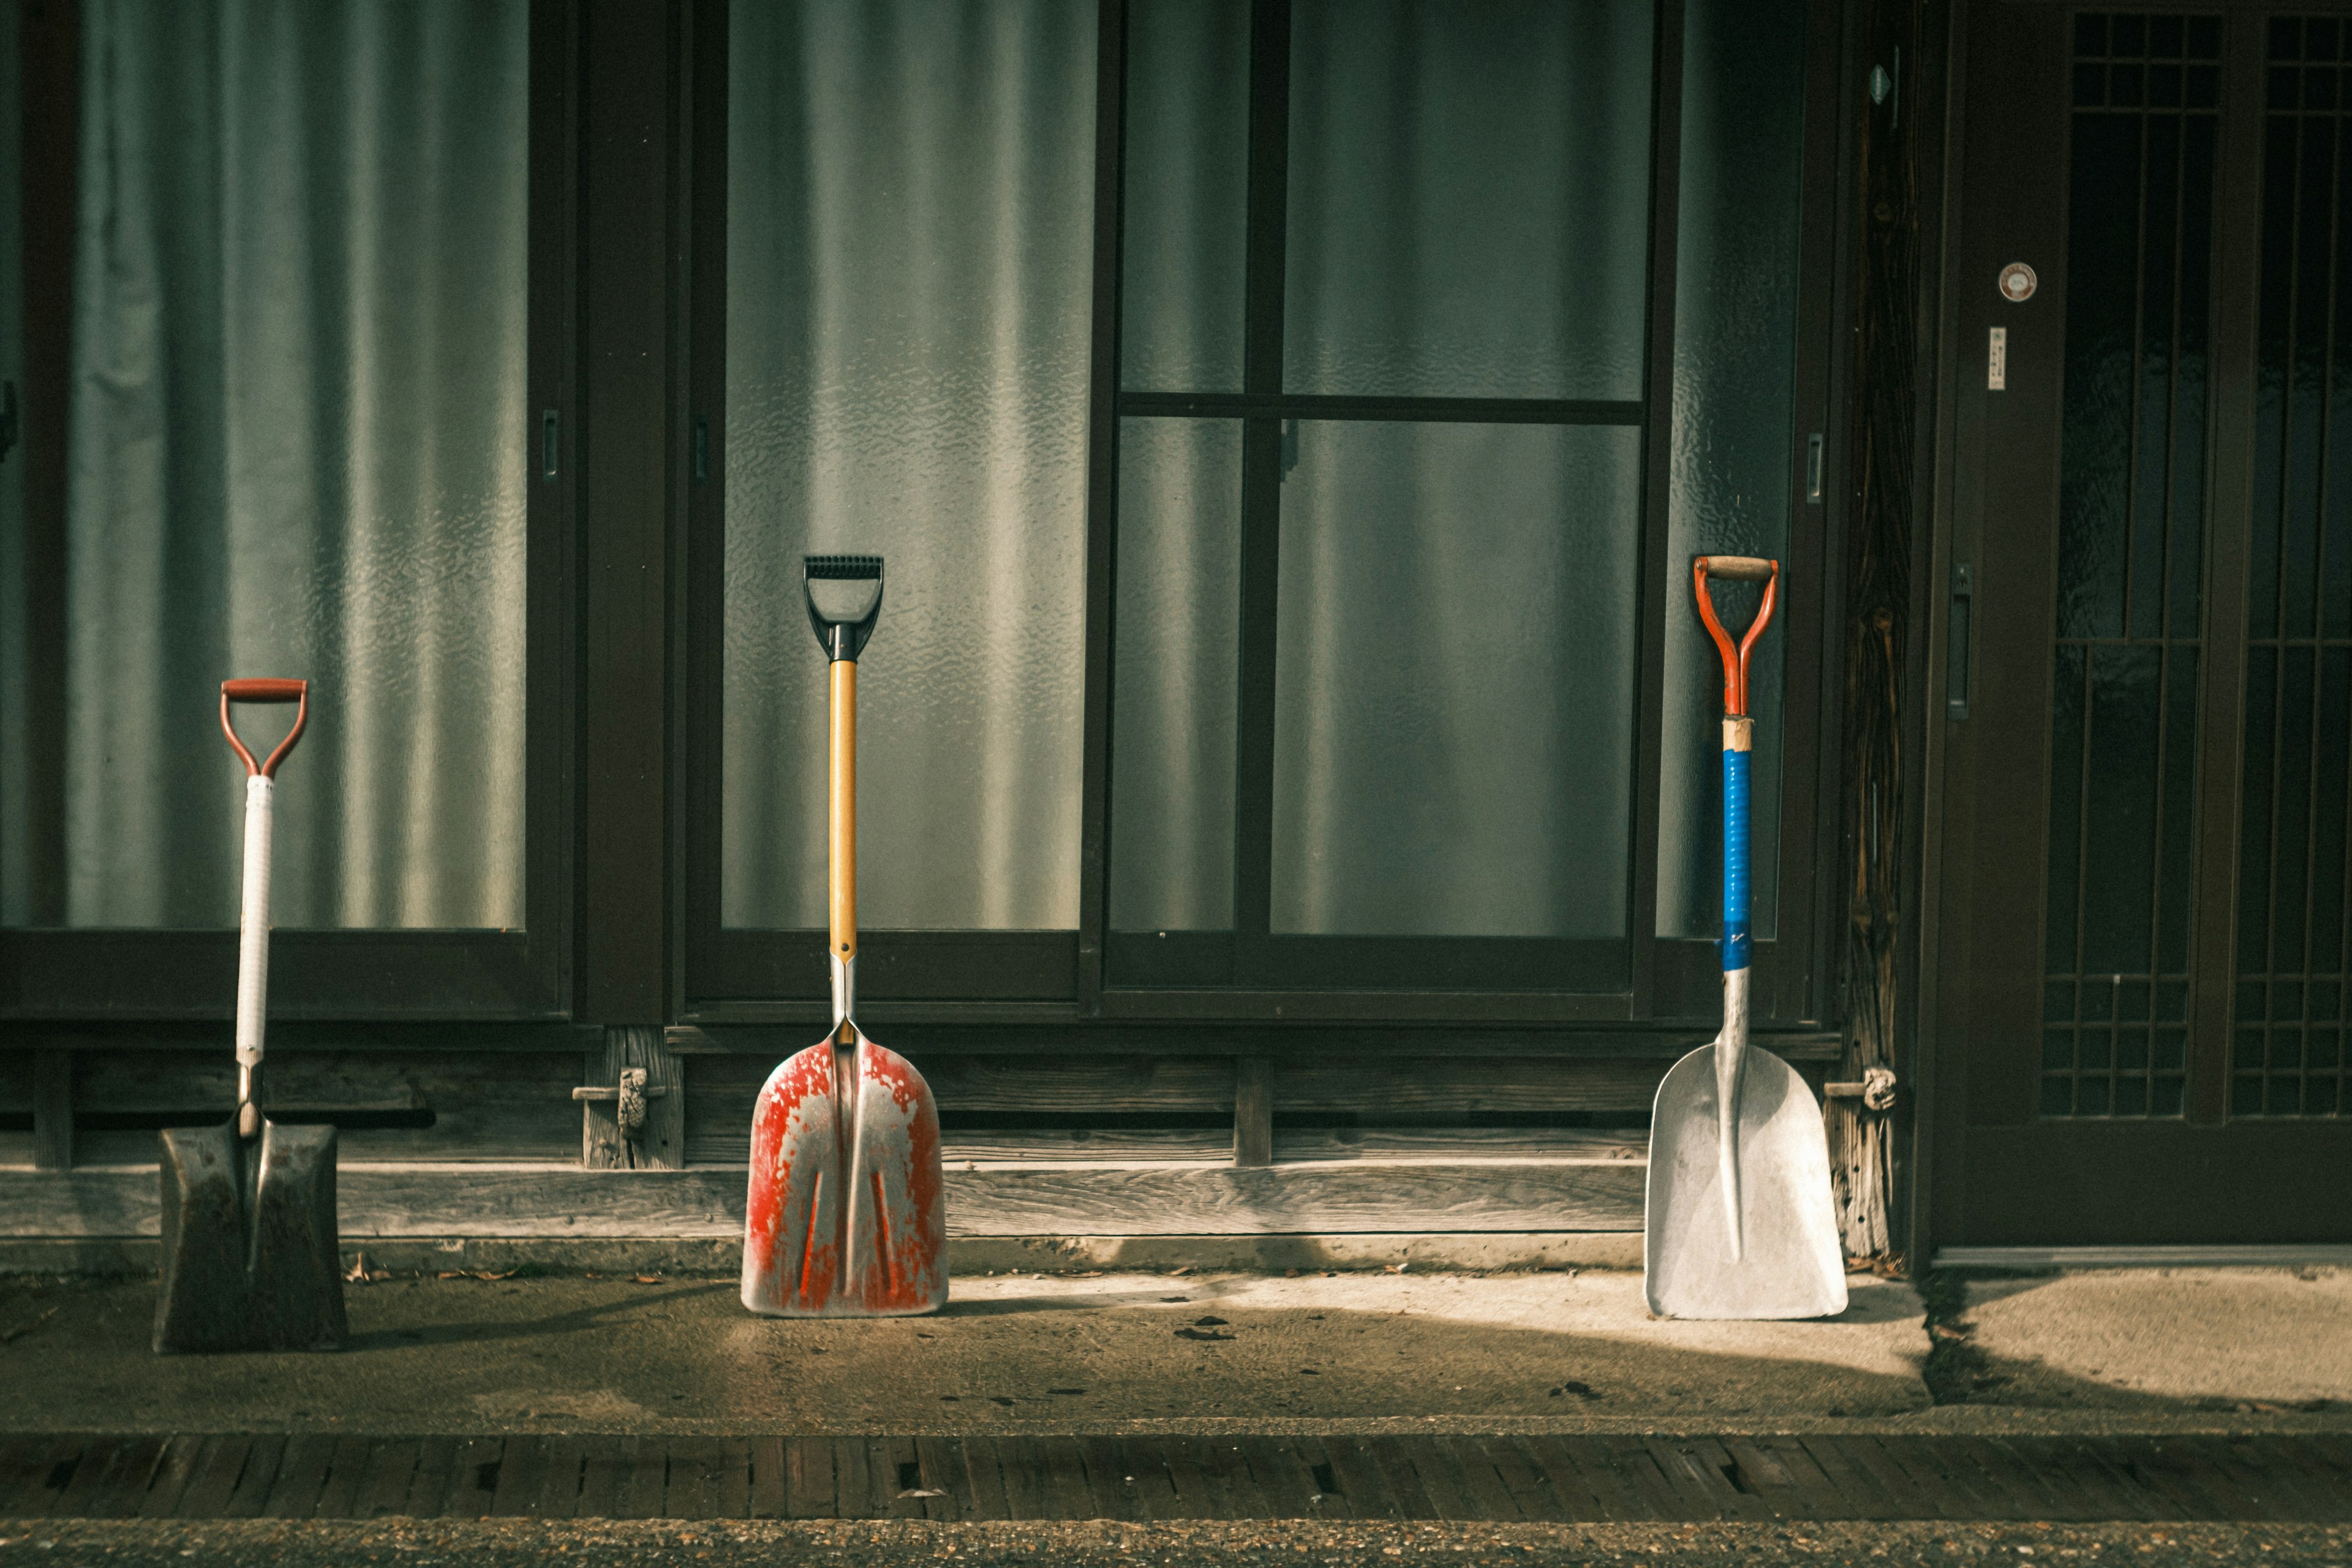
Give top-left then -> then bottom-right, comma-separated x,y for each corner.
831,659 -> 857,962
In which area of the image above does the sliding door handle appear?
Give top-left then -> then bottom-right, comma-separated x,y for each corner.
1948,564 -> 1973,721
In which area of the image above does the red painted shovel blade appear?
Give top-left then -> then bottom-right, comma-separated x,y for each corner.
741,1033 -> 946,1317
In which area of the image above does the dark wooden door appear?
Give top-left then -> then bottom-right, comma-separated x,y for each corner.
1938,4 -> 2352,1245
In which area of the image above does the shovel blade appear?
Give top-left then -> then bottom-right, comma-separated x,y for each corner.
154,1120 -> 347,1354
742,1034 -> 946,1317
1644,1042 -> 1847,1321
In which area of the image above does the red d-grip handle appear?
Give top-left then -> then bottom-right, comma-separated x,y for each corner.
1693,557 -> 1781,718
221,678 -> 310,778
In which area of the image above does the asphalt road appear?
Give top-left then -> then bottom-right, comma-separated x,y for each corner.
5,1518 -> 2351,1566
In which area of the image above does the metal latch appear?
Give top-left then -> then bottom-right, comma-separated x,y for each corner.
571,1068 -> 669,1137
1825,1065 -> 1898,1112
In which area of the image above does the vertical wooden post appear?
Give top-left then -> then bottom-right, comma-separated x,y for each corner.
1232,1056 -> 1273,1168
1834,0 -> 1933,1262
581,1025 -> 685,1170
576,0 -> 681,1027
20,0 -> 79,927
32,1050 -> 72,1170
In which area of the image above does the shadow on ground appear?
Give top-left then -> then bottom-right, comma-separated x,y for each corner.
1920,1267 -> 2352,1415
0,1270 -> 1926,1433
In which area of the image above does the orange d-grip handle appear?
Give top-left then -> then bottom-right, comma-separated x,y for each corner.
1694,557 -> 1781,718
221,678 -> 311,778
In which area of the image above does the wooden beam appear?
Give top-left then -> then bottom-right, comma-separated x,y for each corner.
6,1023 -> 605,1054
1232,1057 -> 1272,1167
32,1050 -> 71,1170
575,0 -> 682,1023
693,1123 -> 1653,1171
1272,1058 -> 1672,1115
17,0 -> 77,928
665,1022 -> 1845,1060
1833,0 -> 1935,1264
1,1159 -> 1648,1240
582,1025 -> 685,1171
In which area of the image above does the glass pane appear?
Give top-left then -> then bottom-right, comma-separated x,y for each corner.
21,0 -> 530,929
1655,0 -> 1805,940
1282,0 -> 1654,400
723,0 -> 1096,930
1120,0 -> 1249,393
2041,13 -> 2216,1117
2234,32 -> 2352,1118
1108,420 -> 1240,931
1270,421 -> 1640,937
0,0 -> 24,924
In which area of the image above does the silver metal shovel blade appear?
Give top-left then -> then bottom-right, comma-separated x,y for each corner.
1643,1041 -> 1847,1321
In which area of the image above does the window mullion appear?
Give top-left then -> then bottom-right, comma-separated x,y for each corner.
1232,0 -> 1292,982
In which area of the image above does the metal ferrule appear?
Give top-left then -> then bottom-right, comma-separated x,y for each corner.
830,951 -> 856,1028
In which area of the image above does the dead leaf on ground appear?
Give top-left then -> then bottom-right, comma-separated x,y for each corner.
632,1275 -> 664,1284
1191,1316 -> 1229,1326
1176,1327 -> 1235,1342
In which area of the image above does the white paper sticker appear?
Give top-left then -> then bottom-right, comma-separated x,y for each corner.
1988,326 -> 2008,391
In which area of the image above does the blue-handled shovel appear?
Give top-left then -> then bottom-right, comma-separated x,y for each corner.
1643,557 -> 1847,1321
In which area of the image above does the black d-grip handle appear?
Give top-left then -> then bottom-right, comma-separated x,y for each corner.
804,555 -> 884,663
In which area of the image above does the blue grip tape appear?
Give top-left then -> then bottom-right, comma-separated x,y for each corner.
1722,745 -> 1751,972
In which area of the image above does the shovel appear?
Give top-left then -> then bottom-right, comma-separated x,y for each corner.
742,555 -> 947,1317
1643,558 -> 1846,1321
154,678 -> 348,1354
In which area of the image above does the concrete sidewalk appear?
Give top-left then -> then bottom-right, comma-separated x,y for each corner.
0,1268 -> 1928,1434
1,1263 -> 2346,1436
1932,1266 -> 2352,1414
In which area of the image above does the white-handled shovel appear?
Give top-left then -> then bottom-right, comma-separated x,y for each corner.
153,679 -> 347,1354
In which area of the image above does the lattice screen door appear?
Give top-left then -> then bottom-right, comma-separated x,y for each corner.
1939,6 -> 2352,1245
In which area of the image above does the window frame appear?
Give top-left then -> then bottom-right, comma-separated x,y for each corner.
0,0 -> 580,1023
682,0 -> 1850,1033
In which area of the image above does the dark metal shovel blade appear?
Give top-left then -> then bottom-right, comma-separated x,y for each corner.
154,1120 -> 347,1354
